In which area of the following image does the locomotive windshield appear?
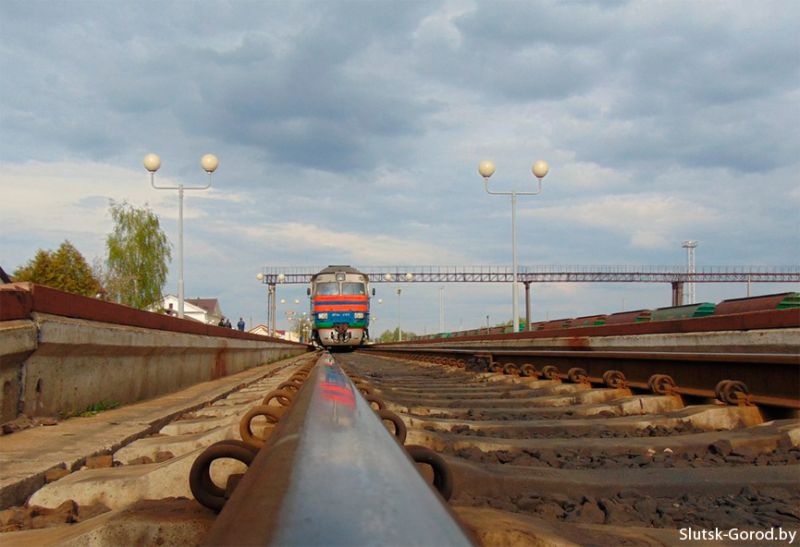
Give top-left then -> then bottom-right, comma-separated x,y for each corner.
342,282 -> 366,296
315,282 -> 338,295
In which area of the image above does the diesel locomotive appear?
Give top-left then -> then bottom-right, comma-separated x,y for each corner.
308,265 -> 372,349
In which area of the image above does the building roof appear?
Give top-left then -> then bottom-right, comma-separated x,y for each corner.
186,298 -> 221,315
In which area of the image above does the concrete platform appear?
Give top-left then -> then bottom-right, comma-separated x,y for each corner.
0,353 -> 311,509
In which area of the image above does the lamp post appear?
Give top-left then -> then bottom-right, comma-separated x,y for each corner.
479,159 -> 549,334
144,153 -> 218,319
396,288 -> 403,342
398,273 -> 413,341
255,273 -> 275,336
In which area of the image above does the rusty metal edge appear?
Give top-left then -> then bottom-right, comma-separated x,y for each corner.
367,347 -> 800,365
1,282 -> 309,347
378,308 -> 800,346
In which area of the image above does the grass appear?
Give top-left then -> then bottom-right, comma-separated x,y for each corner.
60,401 -> 121,419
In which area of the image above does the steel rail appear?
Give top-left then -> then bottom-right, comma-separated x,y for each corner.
204,353 -> 473,546
362,346 -> 800,410
365,347 -> 799,365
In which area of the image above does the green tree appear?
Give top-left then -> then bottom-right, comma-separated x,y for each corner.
291,317 -> 313,341
377,328 -> 417,342
14,241 -> 102,297
105,201 -> 172,309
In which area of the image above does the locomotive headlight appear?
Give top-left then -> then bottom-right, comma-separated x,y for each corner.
354,312 -> 365,319
317,312 -> 328,320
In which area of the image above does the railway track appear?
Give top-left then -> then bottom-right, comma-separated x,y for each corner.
339,351 -> 800,545
1,349 -> 798,545
0,353 -> 318,544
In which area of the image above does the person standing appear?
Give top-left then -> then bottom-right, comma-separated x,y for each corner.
237,317 -> 245,331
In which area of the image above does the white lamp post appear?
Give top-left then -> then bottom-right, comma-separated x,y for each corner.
398,273 -> 413,341
397,287 -> 403,342
479,159 -> 549,334
145,153 -> 218,319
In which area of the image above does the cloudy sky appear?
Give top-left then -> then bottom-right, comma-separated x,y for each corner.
2,0 -> 798,334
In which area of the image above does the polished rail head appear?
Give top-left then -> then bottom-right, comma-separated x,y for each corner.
204,353 -> 473,546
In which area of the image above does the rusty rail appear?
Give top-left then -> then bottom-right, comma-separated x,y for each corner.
203,353 -> 473,546
362,346 -> 800,410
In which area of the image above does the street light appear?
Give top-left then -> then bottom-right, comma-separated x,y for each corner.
479,159 -> 549,333
256,272 -> 274,335
396,273 -> 413,341
397,288 -> 403,342
145,153 -> 218,318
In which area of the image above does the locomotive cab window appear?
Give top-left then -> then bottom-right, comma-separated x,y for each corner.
342,282 -> 366,295
315,282 -> 339,295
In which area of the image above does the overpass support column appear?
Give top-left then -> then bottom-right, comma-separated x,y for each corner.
671,282 -> 684,307
524,282 -> 532,331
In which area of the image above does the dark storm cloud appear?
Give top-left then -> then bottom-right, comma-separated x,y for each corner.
4,0 -> 798,177
0,1 -> 437,172
2,0 -> 797,333
410,1 -> 800,174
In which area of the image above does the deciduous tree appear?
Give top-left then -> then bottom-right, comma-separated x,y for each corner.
13,241 -> 102,297
377,328 -> 417,342
105,201 -> 172,309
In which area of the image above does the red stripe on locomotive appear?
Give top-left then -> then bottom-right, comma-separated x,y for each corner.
313,294 -> 369,302
314,304 -> 369,312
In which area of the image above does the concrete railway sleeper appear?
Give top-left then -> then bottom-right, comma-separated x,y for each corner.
203,352 -> 471,545
0,353 -> 319,542
1,351 -> 470,544
365,346 -> 800,412
337,351 -> 800,546
1,346 -> 798,545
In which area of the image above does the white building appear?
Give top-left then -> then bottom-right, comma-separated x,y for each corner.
157,295 -> 224,325
249,324 -> 301,342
